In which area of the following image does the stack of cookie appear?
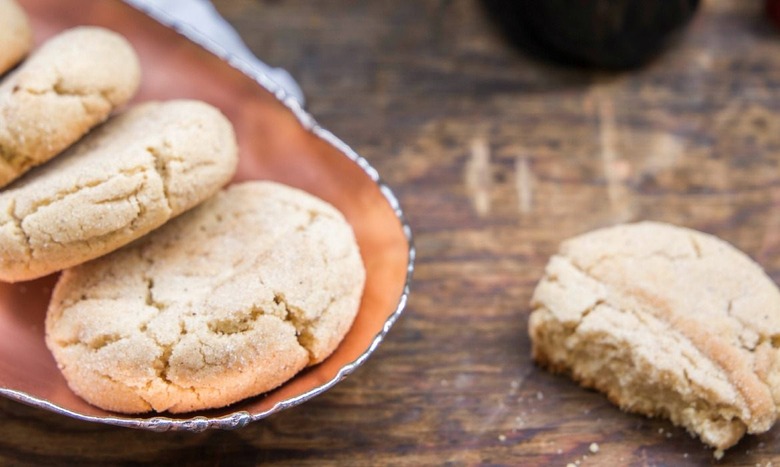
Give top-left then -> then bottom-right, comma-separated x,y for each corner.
0,0 -> 365,414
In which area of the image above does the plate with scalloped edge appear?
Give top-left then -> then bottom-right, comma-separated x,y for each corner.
0,0 -> 413,431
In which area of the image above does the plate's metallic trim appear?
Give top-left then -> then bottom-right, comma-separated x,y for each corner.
0,2 -> 415,431
123,0 -> 305,105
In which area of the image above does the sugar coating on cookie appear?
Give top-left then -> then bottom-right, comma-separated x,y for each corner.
529,221 -> 780,452
0,26 -> 140,187
0,0 -> 32,75
0,99 -> 238,282
46,181 -> 366,414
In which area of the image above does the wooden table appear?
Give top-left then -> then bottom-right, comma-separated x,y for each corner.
3,0 -> 780,464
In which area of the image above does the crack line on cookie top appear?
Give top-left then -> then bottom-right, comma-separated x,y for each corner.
137,264 -> 183,390
128,193 -> 149,232
296,209 -> 322,233
86,333 -> 123,351
273,293 -> 318,362
576,299 -> 604,324
143,277 -> 164,312
145,146 -> 173,213
4,198 -> 31,263
689,234 -> 703,259
21,75 -> 113,111
154,344 -> 175,385
13,165 -> 148,219
178,159 -> 221,177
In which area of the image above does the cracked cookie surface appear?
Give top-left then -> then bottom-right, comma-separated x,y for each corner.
0,99 -> 238,282
529,221 -> 780,453
45,181 -> 366,414
0,0 -> 32,75
0,26 -> 140,187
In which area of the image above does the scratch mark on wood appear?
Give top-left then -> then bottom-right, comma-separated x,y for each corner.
516,155 -> 533,214
466,137 -> 491,216
596,91 -> 633,222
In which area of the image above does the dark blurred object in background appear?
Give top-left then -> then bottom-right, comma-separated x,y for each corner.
767,0 -> 780,28
481,0 -> 700,69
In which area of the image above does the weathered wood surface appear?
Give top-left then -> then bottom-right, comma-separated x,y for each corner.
2,0 -> 780,464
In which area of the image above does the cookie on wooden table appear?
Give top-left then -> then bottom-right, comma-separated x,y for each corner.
45,181 -> 366,414
0,0 -> 33,75
529,221 -> 780,456
0,26 -> 140,187
0,99 -> 238,282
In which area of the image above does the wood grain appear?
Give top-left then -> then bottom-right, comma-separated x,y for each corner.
2,0 -> 780,465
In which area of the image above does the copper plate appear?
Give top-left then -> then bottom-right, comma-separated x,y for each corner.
0,0 -> 414,431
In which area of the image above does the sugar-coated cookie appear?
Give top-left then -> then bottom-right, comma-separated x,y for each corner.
0,0 -> 33,75
0,100 -> 238,282
46,181 -> 366,414
529,221 -> 780,454
0,26 -> 140,187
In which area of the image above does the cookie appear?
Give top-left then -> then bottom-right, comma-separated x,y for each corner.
0,26 -> 140,187
0,0 -> 33,74
45,181 -> 366,414
0,99 -> 238,282
529,221 -> 780,454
